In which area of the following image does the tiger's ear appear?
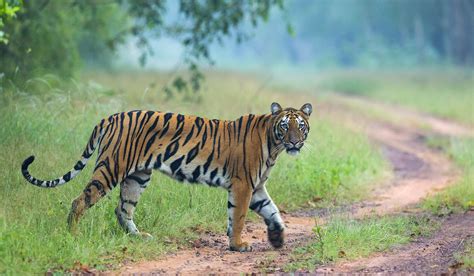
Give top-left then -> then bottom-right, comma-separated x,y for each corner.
271,102 -> 282,115
300,103 -> 312,117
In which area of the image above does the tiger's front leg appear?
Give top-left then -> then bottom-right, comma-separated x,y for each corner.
250,186 -> 285,248
227,178 -> 252,252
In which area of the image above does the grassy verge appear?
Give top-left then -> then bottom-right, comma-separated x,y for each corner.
316,70 -> 474,125
285,214 -> 437,272
422,137 -> 474,269
0,72 -> 385,274
423,137 -> 474,215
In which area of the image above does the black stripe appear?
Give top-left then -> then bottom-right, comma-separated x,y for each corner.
163,112 -> 173,125
225,122 -> 231,145
232,121 -> 236,143
217,135 -> 221,159
171,114 -> 185,140
191,165 -> 201,182
143,115 -> 160,141
194,117 -> 204,133
210,168 -> 218,180
200,125 -> 208,149
175,169 -> 186,181
249,199 -> 270,212
88,124 -> 98,153
228,201 -> 235,209
122,112 -> 134,162
186,143 -> 200,164
74,160 -> 85,170
154,154 -> 162,169
208,119 -> 214,134
158,122 -> 170,139
144,154 -> 154,168
144,130 -> 160,156
63,172 -> 71,182
128,175 -> 149,185
170,155 -> 185,174
163,139 -> 180,162
202,148 -> 215,175
158,113 -> 173,140
183,124 -> 195,146
237,116 -> 243,142
99,168 -> 113,191
222,159 -> 229,176
114,160 -> 120,185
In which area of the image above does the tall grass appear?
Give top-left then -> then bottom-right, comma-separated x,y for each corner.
285,214 -> 436,271
0,72 -> 385,273
423,137 -> 474,215
316,70 -> 474,125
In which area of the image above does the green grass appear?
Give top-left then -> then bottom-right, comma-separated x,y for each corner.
423,137 -> 474,215
0,72 -> 385,274
317,70 -> 474,125
455,238 -> 474,269
285,214 -> 437,271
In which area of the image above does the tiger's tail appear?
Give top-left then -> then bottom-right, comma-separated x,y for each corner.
21,119 -> 107,188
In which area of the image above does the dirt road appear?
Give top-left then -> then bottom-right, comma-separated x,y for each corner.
117,96 -> 473,274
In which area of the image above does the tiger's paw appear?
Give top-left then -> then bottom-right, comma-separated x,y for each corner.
230,241 -> 253,252
268,226 -> 285,249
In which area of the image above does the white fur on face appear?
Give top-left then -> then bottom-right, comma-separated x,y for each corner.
287,150 -> 299,156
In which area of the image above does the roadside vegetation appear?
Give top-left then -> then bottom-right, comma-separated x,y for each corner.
0,72 -> 386,274
423,137 -> 474,216
423,136 -> 474,269
317,70 -> 474,125
285,215 -> 437,271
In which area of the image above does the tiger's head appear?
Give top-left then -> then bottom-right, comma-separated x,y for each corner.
271,102 -> 312,156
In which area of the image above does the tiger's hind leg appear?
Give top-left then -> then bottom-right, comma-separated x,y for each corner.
115,169 -> 153,239
68,169 -> 116,233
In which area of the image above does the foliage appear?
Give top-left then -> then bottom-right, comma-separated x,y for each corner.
0,0 -> 21,44
0,0 -> 125,82
317,70 -> 474,125
423,137 -> 474,215
286,215 -> 437,271
0,0 -> 286,90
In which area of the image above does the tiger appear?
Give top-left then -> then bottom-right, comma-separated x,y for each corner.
21,102 -> 312,252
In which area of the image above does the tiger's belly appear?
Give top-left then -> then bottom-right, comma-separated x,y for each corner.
152,158 -> 230,189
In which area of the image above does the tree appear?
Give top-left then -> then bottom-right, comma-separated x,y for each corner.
0,0 -> 21,45
0,0 -> 286,91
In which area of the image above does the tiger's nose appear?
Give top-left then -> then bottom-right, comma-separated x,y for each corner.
289,140 -> 303,149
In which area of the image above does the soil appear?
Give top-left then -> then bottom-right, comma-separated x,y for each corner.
114,96 -> 473,274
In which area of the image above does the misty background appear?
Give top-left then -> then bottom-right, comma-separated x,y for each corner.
1,0 -> 473,86
113,0 -> 474,71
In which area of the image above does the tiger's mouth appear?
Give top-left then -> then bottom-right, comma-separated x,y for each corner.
284,142 -> 303,156
286,148 -> 300,156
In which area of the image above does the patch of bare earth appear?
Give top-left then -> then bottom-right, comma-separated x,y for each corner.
114,97 -> 472,274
